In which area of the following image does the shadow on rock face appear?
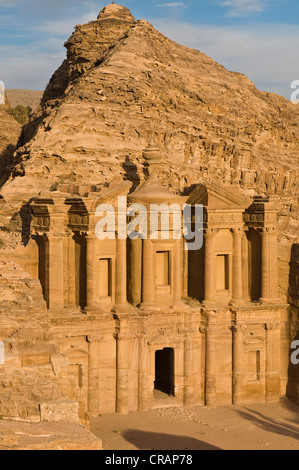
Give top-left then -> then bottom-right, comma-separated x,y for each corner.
122,429 -> 221,450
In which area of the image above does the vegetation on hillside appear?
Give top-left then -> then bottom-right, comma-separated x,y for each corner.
7,105 -> 32,125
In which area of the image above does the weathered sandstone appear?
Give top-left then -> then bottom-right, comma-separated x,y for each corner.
0,4 -> 298,436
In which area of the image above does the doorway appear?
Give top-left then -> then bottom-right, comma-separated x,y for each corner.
154,348 -> 175,395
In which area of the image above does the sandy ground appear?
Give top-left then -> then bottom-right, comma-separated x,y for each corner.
6,89 -> 43,110
0,420 -> 102,450
91,399 -> 299,451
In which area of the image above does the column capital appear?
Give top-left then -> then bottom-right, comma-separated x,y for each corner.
204,228 -> 215,238
178,327 -> 197,336
85,231 -> 97,240
114,332 -> 131,341
46,232 -> 65,239
133,330 -> 147,339
231,228 -> 244,235
87,335 -> 103,343
230,324 -> 246,334
264,321 -> 280,331
260,227 -> 271,234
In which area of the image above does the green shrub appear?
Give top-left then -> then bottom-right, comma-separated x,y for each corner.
7,105 -> 32,125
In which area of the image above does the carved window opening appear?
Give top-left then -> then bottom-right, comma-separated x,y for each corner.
248,350 -> 261,381
74,233 -> 87,309
154,348 -> 175,396
216,254 -> 229,292
156,251 -> 170,287
99,258 -> 112,298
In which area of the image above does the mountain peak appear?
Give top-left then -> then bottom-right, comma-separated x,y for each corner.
97,3 -> 135,22
1,4 -> 298,244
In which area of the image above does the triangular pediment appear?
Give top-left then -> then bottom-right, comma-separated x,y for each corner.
188,182 -> 250,209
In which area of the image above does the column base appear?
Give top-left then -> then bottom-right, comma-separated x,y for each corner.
229,298 -> 248,307
83,305 -> 105,315
140,302 -> 159,311
260,297 -> 282,304
202,299 -> 227,308
171,300 -> 189,310
112,303 -> 134,314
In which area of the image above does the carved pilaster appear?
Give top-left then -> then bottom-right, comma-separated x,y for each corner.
85,232 -> 98,312
46,232 -> 65,309
230,324 -> 246,405
264,321 -> 281,402
141,239 -> 155,308
87,335 -> 103,415
204,230 -> 214,302
260,228 -> 271,301
232,229 -> 243,303
115,331 -> 130,414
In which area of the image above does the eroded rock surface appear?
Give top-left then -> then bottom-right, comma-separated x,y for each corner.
0,4 -> 297,244
0,98 -> 21,188
0,260 -> 60,420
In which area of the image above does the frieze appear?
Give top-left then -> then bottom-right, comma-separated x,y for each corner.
68,213 -> 89,226
33,216 -> 51,228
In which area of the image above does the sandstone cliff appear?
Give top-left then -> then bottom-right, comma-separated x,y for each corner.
0,260 -> 61,419
0,4 -> 298,241
0,4 -> 298,294
0,98 -> 21,190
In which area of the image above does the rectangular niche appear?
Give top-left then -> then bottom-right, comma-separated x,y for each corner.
248,350 -> 261,382
216,254 -> 229,292
99,258 -> 112,298
156,251 -> 170,287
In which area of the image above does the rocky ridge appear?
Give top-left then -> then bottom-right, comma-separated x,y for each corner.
0,97 -> 21,189
0,3 -> 297,246
0,4 -> 298,295
0,260 -> 62,419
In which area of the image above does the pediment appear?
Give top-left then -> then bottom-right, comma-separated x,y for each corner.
188,182 -> 250,209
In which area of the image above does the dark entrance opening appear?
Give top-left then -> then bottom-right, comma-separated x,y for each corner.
154,348 -> 175,395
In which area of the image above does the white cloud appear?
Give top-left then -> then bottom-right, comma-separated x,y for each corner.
0,45 -> 65,90
0,6 -> 104,90
220,0 -> 267,17
153,19 -> 299,99
157,3 -> 187,8
0,0 -> 16,6
35,8 -> 103,35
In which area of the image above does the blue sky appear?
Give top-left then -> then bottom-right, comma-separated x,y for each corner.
0,0 -> 298,99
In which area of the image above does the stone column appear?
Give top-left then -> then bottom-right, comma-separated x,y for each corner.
231,325 -> 244,405
115,332 -> 129,414
205,313 -> 217,406
113,237 -> 129,312
265,322 -> 281,402
67,232 -> 76,307
138,334 -> 150,412
173,240 -> 183,305
141,238 -> 155,307
85,233 -> 97,311
269,229 -> 278,299
204,230 -> 214,302
261,229 -> 271,301
271,322 -> 281,400
241,231 -> 250,301
183,240 -> 188,298
232,229 -> 243,303
129,238 -> 142,305
184,335 -> 194,405
46,233 -> 65,309
265,323 -> 273,402
87,335 -> 102,416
